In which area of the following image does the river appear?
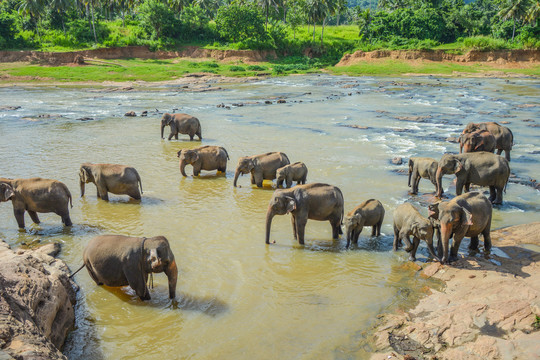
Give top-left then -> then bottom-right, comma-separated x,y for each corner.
0,75 -> 539,359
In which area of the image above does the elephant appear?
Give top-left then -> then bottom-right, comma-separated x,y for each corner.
82,235 -> 178,300
408,157 -> 438,195
178,145 -> 229,177
428,192 -> 492,264
233,152 -> 290,188
276,162 -> 308,188
161,113 -> 202,141
435,152 -> 510,204
393,203 -> 439,262
265,183 -> 344,245
0,177 -> 72,229
462,122 -> 513,161
344,199 -> 385,248
459,129 -> 496,154
79,163 -> 143,201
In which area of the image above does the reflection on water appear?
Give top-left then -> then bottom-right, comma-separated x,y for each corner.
0,75 -> 539,359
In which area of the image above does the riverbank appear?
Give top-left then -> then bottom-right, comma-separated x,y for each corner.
0,240 -> 77,359
0,47 -> 539,84
368,222 -> 540,360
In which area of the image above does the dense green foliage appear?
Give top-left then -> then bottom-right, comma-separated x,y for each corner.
0,0 -> 538,61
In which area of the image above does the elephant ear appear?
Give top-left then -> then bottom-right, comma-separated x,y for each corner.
79,167 -> 87,183
453,159 -> 463,173
285,196 -> 296,213
352,214 -> 362,226
0,183 -> 14,201
247,159 -> 256,172
461,207 -> 473,226
474,135 -> 485,151
192,151 -> 200,163
428,203 -> 440,220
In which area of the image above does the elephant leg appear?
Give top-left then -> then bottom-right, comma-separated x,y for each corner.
128,188 -> 141,200
250,173 -> 256,184
450,235 -> 465,262
58,210 -> 72,227
497,149 -> 503,156
125,268 -> 150,301
291,215 -> 297,240
196,130 -> 202,141
286,179 -> 292,188
399,230 -> 413,251
168,132 -> 174,141
331,218 -> 341,240
482,227 -> 492,259
393,225 -> 399,251
488,186 -> 496,202
28,210 -> 40,224
505,150 -> 510,162
371,225 -> 376,236
376,220 -> 383,237
464,182 -> 471,193
98,188 -> 109,201
455,178 -> 465,195
469,236 -> 479,251
409,236 -> 421,262
296,218 -> 307,245
254,172 -> 263,188
411,173 -> 419,194
14,208 -> 25,229
189,134 -> 194,141
436,228 -> 443,258
493,186 -> 504,205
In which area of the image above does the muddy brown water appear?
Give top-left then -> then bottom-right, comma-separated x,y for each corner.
0,75 -> 539,359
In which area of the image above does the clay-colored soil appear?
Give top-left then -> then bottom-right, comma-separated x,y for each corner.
369,222 -> 540,360
0,46 -> 277,65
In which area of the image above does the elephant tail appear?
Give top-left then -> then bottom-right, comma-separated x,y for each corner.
282,152 -> 291,164
222,147 -> 230,160
136,171 -> 143,194
407,158 -> 414,187
69,263 -> 86,279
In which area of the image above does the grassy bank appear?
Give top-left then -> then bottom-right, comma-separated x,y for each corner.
1,54 -> 539,84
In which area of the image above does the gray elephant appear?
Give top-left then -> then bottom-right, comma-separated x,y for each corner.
161,113 -> 202,141
276,162 -> 308,188
82,235 -> 178,300
463,122 -> 513,161
459,129 -> 496,154
435,152 -> 510,204
79,163 -> 143,201
408,157 -> 438,195
0,178 -> 73,229
344,199 -> 385,248
393,203 -> 439,262
428,192 -> 492,264
233,152 -> 290,188
178,145 -> 229,177
265,183 -> 344,245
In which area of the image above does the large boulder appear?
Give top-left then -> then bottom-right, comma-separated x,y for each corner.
0,240 -> 77,359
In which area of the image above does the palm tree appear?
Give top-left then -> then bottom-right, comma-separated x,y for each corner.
17,0 -> 46,40
498,0 -> 531,40
526,0 -> 539,24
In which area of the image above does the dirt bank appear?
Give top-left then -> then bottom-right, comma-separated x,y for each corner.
0,46 -> 277,65
0,240 -> 77,359
337,49 -> 540,67
368,222 -> 540,360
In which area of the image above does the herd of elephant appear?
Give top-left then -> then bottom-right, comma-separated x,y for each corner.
0,113 -> 513,301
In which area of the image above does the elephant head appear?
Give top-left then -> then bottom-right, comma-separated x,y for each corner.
145,236 -> 178,299
177,149 -> 199,177
161,113 -> 173,139
344,214 -> 362,243
233,157 -> 255,187
429,201 -> 472,263
435,154 -> 462,198
79,164 -> 95,198
265,190 -> 296,244
276,166 -> 288,188
0,183 -> 14,202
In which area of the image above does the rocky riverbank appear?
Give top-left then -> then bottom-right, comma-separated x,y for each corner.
0,240 -> 77,359
368,222 -> 540,360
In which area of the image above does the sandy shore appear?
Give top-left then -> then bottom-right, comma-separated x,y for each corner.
368,222 -> 540,360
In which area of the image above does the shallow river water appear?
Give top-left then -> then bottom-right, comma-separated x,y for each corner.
0,75 -> 539,359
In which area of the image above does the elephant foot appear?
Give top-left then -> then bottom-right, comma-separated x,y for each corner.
408,255 -> 417,262
404,244 -> 413,252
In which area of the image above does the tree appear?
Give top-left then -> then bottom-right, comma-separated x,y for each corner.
287,0 -> 305,38
357,8 -> 371,40
498,0 -> 532,40
17,0 -> 45,40
215,3 -> 267,43
139,0 -> 177,40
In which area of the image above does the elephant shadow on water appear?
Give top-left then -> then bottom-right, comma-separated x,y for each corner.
103,286 -> 229,317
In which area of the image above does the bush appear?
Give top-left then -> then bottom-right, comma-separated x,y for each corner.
67,19 -> 110,44
215,4 -> 267,43
229,65 -> 246,71
246,65 -> 267,71
462,36 -> 508,51
138,0 -> 179,40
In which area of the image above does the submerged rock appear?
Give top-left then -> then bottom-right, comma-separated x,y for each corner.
0,240 -> 77,359
124,111 -> 136,117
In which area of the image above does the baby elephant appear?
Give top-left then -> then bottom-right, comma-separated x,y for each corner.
408,157 -> 438,195
82,235 -> 178,300
393,203 -> 439,262
344,199 -> 385,248
178,145 -> 229,177
79,163 -> 143,201
161,113 -> 202,141
276,162 -> 308,188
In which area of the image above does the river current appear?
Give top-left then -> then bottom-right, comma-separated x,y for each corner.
0,75 -> 539,359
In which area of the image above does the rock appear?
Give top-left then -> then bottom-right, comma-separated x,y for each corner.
342,125 -> 370,130
76,117 -> 94,121
73,55 -> 85,65
0,239 -> 77,359
446,137 -> 460,143
141,111 -> 148,117
124,111 -> 136,117
0,106 -> 21,111
421,263 -> 442,278
392,157 -> 403,165
277,99 -> 286,104
265,100 -> 272,105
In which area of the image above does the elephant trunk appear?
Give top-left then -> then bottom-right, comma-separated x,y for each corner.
179,159 -> 188,177
439,222 -> 453,264
346,227 -> 353,248
233,169 -> 241,187
435,167 -> 444,198
161,123 -> 165,139
165,259 -> 178,299
426,231 -> 441,262
265,208 -> 274,244
80,180 -> 85,198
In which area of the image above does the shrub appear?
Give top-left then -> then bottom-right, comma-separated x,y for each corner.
462,36 -> 508,51
138,0 -> 179,40
67,19 -> 110,44
215,4 -> 267,43
246,65 -> 267,71
229,65 -> 246,71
